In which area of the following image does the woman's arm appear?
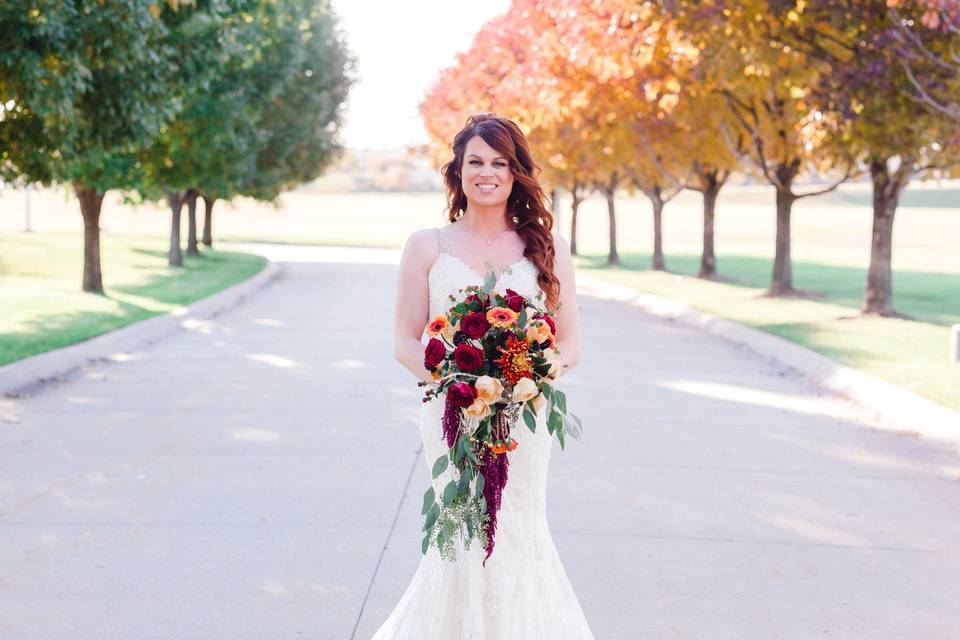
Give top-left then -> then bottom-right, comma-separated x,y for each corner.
549,231 -> 581,379
394,230 -> 436,383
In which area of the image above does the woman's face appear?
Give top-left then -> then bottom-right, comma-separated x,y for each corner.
460,135 -> 513,209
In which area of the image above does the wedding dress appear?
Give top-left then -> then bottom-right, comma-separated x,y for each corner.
371,227 -> 595,640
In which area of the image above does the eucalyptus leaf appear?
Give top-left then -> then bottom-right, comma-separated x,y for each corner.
422,532 -> 431,555
421,486 -> 435,515
475,472 -> 485,496
423,504 -> 439,531
568,412 -> 584,441
548,408 -> 563,435
442,479 -> 458,506
564,413 -> 582,441
483,270 -> 496,293
466,445 -> 479,465
431,454 -> 448,479
554,388 -> 567,413
523,406 -> 537,433
458,466 -> 472,493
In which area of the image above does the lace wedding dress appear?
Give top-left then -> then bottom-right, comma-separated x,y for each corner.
371,227 -> 595,640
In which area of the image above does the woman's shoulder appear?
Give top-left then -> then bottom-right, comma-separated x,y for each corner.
402,226 -> 447,260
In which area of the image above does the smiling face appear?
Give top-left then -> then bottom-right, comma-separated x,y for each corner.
460,135 -> 514,209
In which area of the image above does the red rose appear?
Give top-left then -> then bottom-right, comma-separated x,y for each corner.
534,312 -> 556,334
453,343 -> 485,371
460,311 -> 490,339
465,293 -> 491,309
503,288 -> 525,312
424,338 -> 446,369
447,382 -> 478,407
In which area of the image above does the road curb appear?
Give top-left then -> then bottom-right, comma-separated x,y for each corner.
575,271 -> 960,445
1,259 -> 281,398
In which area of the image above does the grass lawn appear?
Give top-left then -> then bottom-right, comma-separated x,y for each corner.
2,183 -> 957,410
0,231 -> 266,366
577,252 -> 960,411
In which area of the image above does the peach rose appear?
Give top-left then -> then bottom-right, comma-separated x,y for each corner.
525,321 -> 552,344
544,350 -> 562,379
465,397 -> 491,418
511,376 -> 538,402
475,375 -> 504,404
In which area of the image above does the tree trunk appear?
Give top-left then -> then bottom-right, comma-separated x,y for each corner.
769,185 -> 796,296
75,182 -> 106,293
698,175 -> 721,278
549,187 -> 561,231
604,182 -> 620,265
649,186 -> 666,271
569,185 -> 582,256
168,191 -> 184,266
202,195 -> 216,247
864,157 -> 909,315
185,188 -> 200,256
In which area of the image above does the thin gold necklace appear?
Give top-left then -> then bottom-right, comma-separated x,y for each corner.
459,218 -> 509,246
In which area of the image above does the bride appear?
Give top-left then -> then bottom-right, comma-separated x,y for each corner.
378,113 -> 594,639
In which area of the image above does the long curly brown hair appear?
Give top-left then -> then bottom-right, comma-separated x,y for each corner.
440,113 -> 560,311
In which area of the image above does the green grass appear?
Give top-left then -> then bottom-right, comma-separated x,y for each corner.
577,251 -> 960,411
3,185 -> 957,411
0,231 -> 267,366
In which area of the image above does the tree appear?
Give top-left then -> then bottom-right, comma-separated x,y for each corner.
886,0 -> 960,123
791,0 -> 960,315
0,0 -> 180,291
138,0 -> 353,261
668,0 -> 854,296
138,0 -> 249,266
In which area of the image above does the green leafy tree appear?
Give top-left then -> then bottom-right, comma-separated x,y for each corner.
137,0 -> 352,261
137,0 -> 247,266
0,0 -> 179,291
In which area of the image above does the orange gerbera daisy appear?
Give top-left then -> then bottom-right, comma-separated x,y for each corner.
494,333 -> 533,385
426,315 -> 449,337
486,306 -> 518,328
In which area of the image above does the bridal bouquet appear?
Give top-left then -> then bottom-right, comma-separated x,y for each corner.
417,269 -> 583,565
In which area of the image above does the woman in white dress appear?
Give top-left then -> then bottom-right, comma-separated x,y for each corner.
380,113 -> 594,639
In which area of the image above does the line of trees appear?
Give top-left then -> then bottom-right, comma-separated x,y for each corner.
1,0 -> 354,292
420,0 -> 959,317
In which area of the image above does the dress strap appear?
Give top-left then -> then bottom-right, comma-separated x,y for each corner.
433,226 -> 450,254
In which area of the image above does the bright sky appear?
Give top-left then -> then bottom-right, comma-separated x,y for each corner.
331,0 -> 511,151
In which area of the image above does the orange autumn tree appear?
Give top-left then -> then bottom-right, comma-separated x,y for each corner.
666,0 -> 854,296
620,4 -> 745,276
420,11 -> 532,166
520,0 -> 680,266
421,6 -> 574,218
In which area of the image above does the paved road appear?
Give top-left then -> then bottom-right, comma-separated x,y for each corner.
1,244 -> 958,640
